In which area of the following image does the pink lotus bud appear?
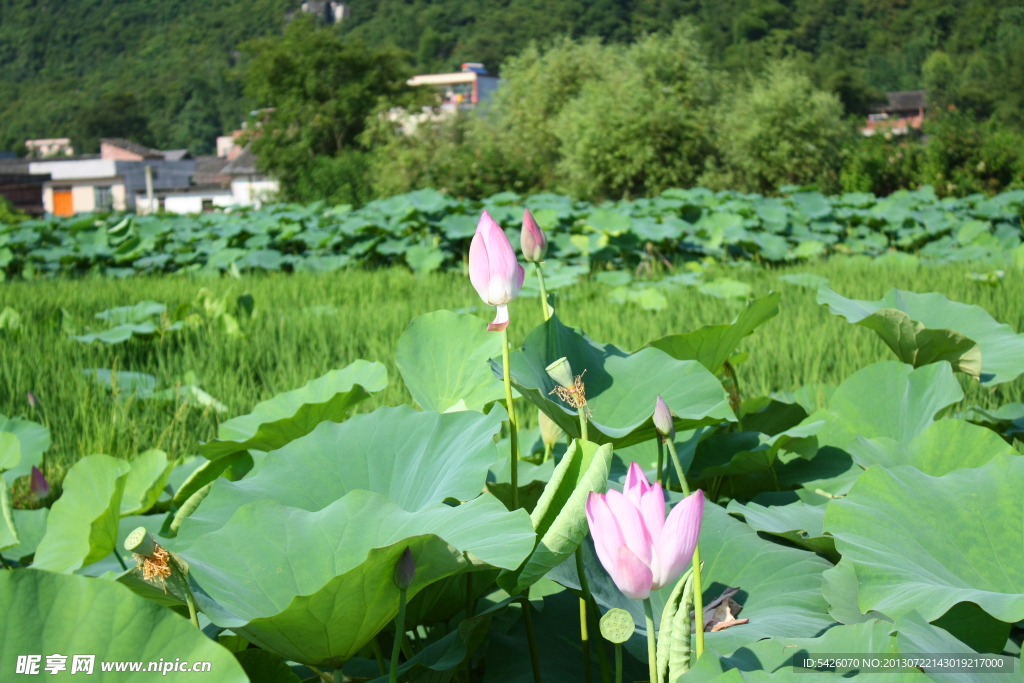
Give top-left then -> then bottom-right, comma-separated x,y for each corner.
31,466 -> 50,499
469,210 -> 525,332
653,395 -> 675,440
393,546 -> 415,590
27,391 -> 39,409
520,208 -> 548,263
585,462 -> 702,600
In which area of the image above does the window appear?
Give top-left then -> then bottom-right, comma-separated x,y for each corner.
202,199 -> 214,212
94,186 -> 113,212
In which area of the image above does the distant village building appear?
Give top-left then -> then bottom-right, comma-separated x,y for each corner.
393,63 -> 500,134
862,90 -> 928,137
296,1 -> 349,23
0,136 -> 280,217
24,138 -> 75,158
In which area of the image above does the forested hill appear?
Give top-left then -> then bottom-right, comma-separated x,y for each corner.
1,0 -> 1021,155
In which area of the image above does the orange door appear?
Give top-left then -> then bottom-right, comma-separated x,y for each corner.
53,188 -> 73,216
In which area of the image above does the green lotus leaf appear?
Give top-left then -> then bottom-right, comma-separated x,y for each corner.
396,310 -> 507,413
498,439 -> 613,594
551,501 -> 834,658
819,288 -> 1024,384
726,499 -> 836,561
647,292 -> 780,375
74,321 -> 185,344
0,432 -> 19,473
482,590 -> 647,683
95,300 -> 165,324
120,449 -> 173,516
688,420 -> 822,481
778,273 -> 830,290
847,418 -> 1018,475
181,492 -> 534,667
32,454 -> 130,573
501,315 -> 734,448
894,610 -> 1017,675
0,479 -> 16,552
824,455 -> 1024,625
0,412 -> 50,484
1,507 -> 48,563
84,368 -> 158,396
198,360 -> 387,461
236,650 -> 302,683
698,278 -> 752,300
821,558 -> 892,625
178,405 -> 506,550
777,361 -> 963,496
0,570 -> 247,681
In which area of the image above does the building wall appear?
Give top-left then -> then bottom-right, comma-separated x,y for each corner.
231,177 -> 279,206
30,159 -> 118,180
114,160 -> 197,209
42,179 -> 126,214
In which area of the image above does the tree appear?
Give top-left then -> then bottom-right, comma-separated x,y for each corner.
242,15 -> 412,203
70,92 -> 153,154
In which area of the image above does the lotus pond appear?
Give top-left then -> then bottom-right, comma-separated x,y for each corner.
1,207 -> 1023,682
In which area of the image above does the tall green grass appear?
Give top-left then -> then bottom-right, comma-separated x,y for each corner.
2,259 -> 1022,487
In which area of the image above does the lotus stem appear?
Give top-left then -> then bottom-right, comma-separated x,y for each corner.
466,572 -> 473,618
656,438 -> 664,486
722,360 -> 743,431
184,589 -> 199,629
577,548 -> 611,683
501,328 -> 519,511
389,587 -> 407,683
575,551 -> 592,683
614,644 -> 622,683
543,442 -> 552,462
521,597 -> 543,683
112,546 -> 128,571
643,598 -> 657,683
664,438 -> 705,658
536,264 -> 550,321
372,636 -> 387,676
579,410 -> 588,442
308,666 -> 334,683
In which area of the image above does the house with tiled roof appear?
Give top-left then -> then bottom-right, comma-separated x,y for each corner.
862,90 -> 928,137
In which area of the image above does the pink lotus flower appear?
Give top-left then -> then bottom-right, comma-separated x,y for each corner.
585,462 -> 703,600
469,210 -> 525,331
520,208 -> 548,263
654,395 -> 675,440
31,465 -> 50,499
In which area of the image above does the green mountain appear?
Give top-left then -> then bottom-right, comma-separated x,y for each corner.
1,0 -> 1020,155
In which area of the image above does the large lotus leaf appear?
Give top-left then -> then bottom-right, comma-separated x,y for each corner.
821,558 -> 892,625
0,479 -> 15,551
726,499 -> 836,561
550,502 -> 834,658
177,405 -> 506,550
119,449 -> 173,516
894,611 -> 1019,681
1,507 -> 48,563
824,455 -> 1024,625
482,590 -> 647,683
688,420 -> 822,481
74,321 -> 185,344
0,570 -> 247,681
32,454 -> 131,573
181,491 -> 534,667
498,439 -> 613,594
396,310 -> 506,412
0,412 -> 50,484
847,418 -> 1018,475
819,288 -> 1024,384
646,292 -> 780,375
198,360 -> 387,460
95,300 -> 165,324
501,315 -> 734,448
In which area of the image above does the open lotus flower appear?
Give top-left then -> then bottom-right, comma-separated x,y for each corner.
520,208 -> 547,263
469,210 -> 525,332
586,462 -> 703,600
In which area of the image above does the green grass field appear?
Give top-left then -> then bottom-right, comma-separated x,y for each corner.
2,258 -> 1022,491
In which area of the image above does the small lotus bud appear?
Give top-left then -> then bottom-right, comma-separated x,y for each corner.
30,466 -> 50,499
654,395 -> 675,440
125,527 -> 157,557
520,208 -> 548,263
539,410 -> 564,447
546,357 -> 574,389
27,391 -> 39,409
394,547 -> 415,590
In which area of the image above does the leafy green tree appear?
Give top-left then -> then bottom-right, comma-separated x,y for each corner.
703,62 -> 850,194
242,15 -> 412,204
70,92 -> 153,154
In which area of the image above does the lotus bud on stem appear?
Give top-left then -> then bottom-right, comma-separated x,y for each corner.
30,466 -> 50,500
538,410 -> 563,462
390,547 -> 414,683
663,438 -> 706,657
520,208 -> 551,321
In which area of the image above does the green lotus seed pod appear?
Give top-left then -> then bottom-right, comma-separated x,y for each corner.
545,357 -> 574,389
599,608 -> 635,644
124,526 -> 155,557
